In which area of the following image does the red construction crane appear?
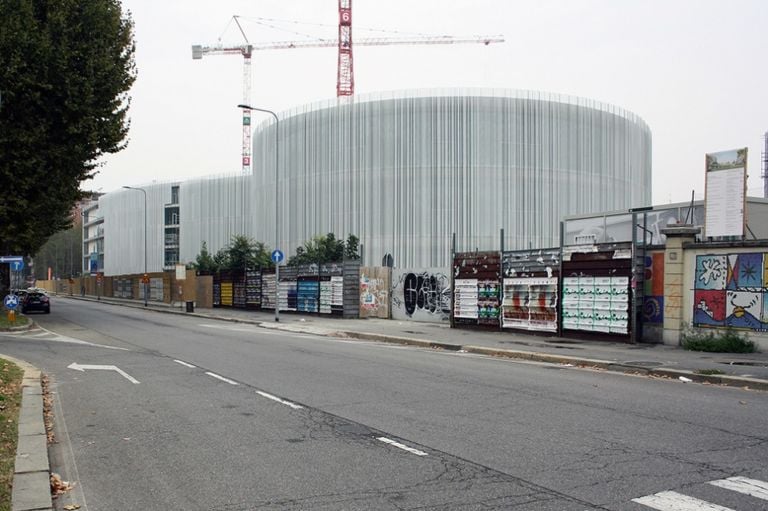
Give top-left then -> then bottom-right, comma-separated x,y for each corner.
192,8 -> 503,172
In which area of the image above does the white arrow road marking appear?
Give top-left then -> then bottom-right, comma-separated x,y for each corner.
377,437 -> 428,456
709,477 -> 768,501
632,490 -> 736,510
68,363 -> 140,384
13,327 -> 130,351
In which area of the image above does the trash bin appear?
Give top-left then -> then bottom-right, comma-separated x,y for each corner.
185,301 -> 194,313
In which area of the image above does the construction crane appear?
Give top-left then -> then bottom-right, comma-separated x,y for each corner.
192,5 -> 504,173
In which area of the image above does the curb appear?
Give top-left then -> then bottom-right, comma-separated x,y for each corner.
66,295 -> 768,392
1,354 -> 52,511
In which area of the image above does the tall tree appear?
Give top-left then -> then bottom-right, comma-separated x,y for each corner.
0,0 -> 136,259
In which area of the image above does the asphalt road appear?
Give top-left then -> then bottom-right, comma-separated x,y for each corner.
2,297 -> 768,510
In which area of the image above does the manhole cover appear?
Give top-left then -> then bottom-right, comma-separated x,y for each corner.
622,360 -> 664,367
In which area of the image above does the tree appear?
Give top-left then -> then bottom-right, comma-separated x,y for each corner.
0,0 -> 136,260
189,236 -> 272,273
344,234 -> 360,260
190,242 -> 217,273
288,233 -> 358,266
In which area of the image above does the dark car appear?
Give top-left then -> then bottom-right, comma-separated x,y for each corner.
21,291 -> 50,314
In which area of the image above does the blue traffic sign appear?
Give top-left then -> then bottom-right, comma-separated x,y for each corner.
10,260 -> 24,271
0,255 -> 23,264
271,249 -> 284,264
4,294 -> 19,310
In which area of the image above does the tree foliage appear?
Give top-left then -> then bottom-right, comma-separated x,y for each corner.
190,236 -> 271,273
0,0 -> 136,258
288,233 -> 360,266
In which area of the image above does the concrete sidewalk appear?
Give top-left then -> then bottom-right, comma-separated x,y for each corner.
59,294 -> 768,391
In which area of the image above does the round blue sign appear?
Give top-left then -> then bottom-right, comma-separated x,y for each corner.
4,294 -> 19,310
10,260 -> 24,271
271,249 -> 284,264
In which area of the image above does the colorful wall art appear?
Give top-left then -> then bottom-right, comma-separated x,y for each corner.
693,253 -> 768,331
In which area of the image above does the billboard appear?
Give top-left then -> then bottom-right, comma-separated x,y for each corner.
705,148 -> 747,238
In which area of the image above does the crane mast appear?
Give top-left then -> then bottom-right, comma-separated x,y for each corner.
337,0 -> 353,96
192,11 -> 504,173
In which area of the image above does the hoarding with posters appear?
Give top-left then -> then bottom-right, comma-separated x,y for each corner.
705,148 -> 747,238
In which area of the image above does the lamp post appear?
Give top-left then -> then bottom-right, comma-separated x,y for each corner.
238,104 -> 280,322
122,186 -> 148,307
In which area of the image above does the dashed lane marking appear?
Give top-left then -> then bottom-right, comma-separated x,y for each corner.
377,437 -> 428,456
205,372 -> 239,385
173,359 -> 196,368
256,391 -> 303,410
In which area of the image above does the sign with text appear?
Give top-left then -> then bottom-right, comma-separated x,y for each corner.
705,148 -> 747,238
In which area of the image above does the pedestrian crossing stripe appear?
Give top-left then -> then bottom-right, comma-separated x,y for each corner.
632,490 -> 736,510
709,476 -> 768,501
632,476 -> 768,510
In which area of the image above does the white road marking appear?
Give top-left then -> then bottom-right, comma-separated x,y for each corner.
205,372 -> 239,385
709,477 -> 768,501
256,391 -> 303,410
173,359 -> 196,368
197,323 -> 315,339
68,363 -> 140,384
11,327 -> 130,350
377,437 -> 428,456
632,491 -> 736,510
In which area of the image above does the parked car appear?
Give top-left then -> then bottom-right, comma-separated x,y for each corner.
13,289 -> 29,302
21,291 -> 50,314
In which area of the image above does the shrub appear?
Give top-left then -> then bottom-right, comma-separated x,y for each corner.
681,327 -> 757,353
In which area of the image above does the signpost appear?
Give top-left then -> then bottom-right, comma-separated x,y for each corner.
271,249 -> 284,322
4,294 -> 19,325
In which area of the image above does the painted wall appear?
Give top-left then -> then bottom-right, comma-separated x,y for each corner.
391,268 -> 451,322
684,246 -> 768,350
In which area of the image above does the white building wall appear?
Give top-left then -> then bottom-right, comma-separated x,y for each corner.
100,183 -> 171,276
179,173 -> 252,264
251,88 -> 652,268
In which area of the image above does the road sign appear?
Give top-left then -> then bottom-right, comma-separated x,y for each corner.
10,260 -> 24,271
0,255 -> 23,263
271,249 -> 284,264
4,294 -> 19,310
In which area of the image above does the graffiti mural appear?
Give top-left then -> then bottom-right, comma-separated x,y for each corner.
391,268 -> 452,322
642,252 -> 664,324
693,253 -> 768,331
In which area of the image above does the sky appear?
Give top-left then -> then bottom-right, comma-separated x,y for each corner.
95,0 -> 768,204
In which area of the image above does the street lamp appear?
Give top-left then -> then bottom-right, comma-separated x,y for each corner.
122,186 -> 148,307
238,104 -> 280,323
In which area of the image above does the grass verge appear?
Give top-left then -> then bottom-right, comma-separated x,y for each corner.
682,327 -> 757,353
0,314 -> 29,329
0,358 -> 23,511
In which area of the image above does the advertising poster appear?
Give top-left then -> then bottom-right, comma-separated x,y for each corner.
705,148 -> 747,238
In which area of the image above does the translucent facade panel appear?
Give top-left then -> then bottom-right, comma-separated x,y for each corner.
251,89 -> 651,268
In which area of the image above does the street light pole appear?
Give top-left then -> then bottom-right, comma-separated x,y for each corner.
238,104 -> 280,322
122,186 -> 148,307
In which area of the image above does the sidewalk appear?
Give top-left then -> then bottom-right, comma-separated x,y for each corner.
59,293 -> 768,391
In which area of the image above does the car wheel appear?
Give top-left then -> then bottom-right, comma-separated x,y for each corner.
21,307 -> 27,314
44,308 -> 50,314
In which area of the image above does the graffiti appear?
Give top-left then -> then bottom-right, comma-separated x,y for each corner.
693,253 -> 768,331
391,269 -> 451,321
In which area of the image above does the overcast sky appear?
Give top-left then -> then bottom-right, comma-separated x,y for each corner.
94,0 -> 768,205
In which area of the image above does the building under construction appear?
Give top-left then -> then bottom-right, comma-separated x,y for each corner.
90,88 -> 652,276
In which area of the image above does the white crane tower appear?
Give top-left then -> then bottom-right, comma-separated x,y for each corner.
193,6 -> 504,173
